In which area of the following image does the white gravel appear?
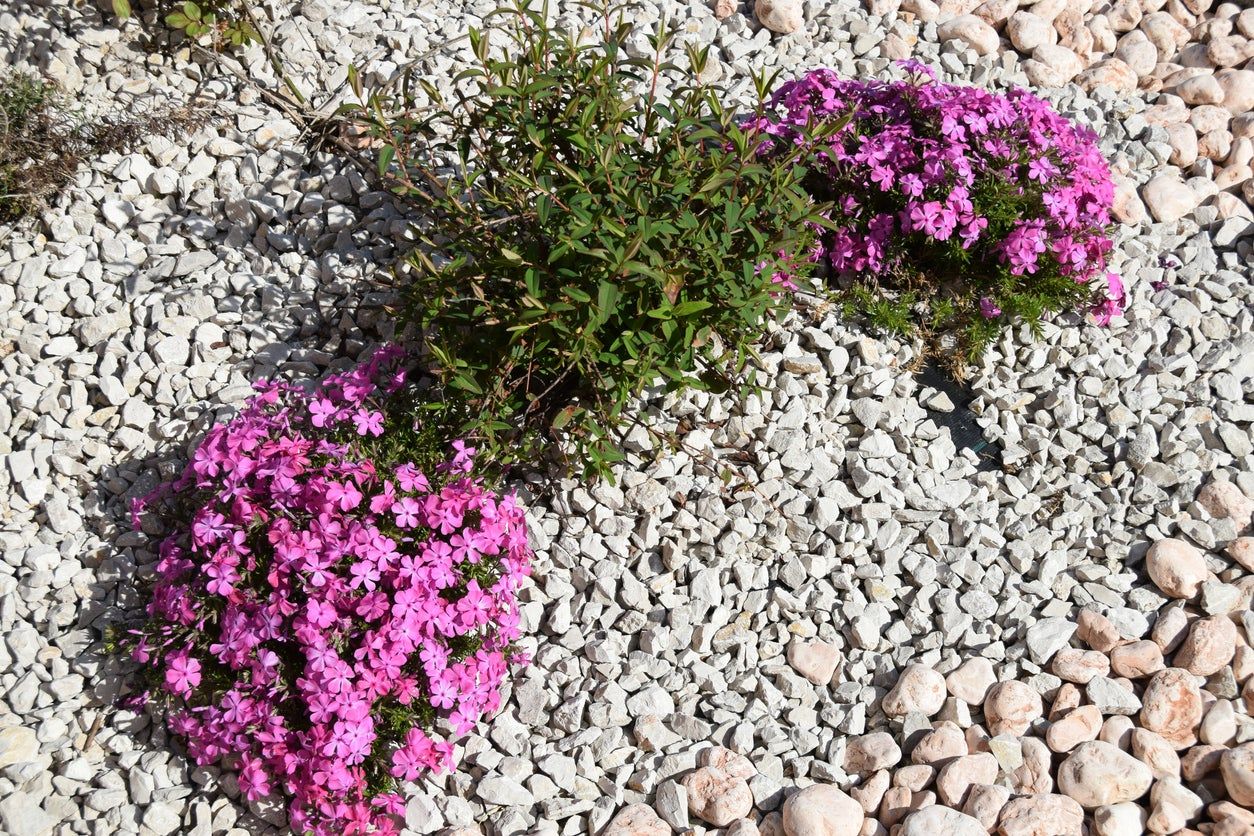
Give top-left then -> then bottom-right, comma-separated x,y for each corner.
0,0 -> 1251,834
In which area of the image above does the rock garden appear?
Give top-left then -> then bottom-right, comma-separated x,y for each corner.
0,0 -> 1252,835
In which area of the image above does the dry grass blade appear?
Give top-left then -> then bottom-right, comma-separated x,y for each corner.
0,70 -> 209,223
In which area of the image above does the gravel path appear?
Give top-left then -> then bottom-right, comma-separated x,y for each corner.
0,0 -> 1251,834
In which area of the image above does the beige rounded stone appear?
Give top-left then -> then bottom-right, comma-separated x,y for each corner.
1110,640 -> 1165,679
1207,34 -> 1251,69
1106,0 -> 1143,31
935,752 -> 997,808
1141,11 -> 1190,57
1115,29 -> 1159,76
1092,801 -> 1147,836
937,14 -> 1000,54
1144,94 -> 1190,126
602,803 -> 671,836
893,764 -> 935,792
1201,700 -> 1237,747
897,806 -> 984,836
946,658 -> 996,705
1177,73 -> 1226,104
965,724 -> 991,755
1047,705 -> 1103,754
1007,10 -> 1054,50
1200,128 -> 1234,162
782,784 -> 864,836
1077,609 -> 1123,653
971,0 -> 1016,25
998,793 -> 1084,836
1057,741 -> 1154,808
1211,800 -> 1254,829
877,787 -> 912,829
1191,104 -> 1233,133
1076,57 -> 1138,93
683,767 -> 753,827
1228,537 -> 1254,573
1049,683 -> 1082,721
985,681 -> 1043,737
850,770 -> 890,816
1153,606 -> 1191,655
911,722 -> 968,765
1131,728 -> 1182,779
1199,480 -> 1254,532
1112,176 -> 1148,224
961,783 -> 1009,831
1012,737 -> 1054,795
1141,668 -> 1204,750
754,0 -> 803,34
1141,176 -> 1200,223
787,641 -> 841,686
1221,743 -> 1254,806
1147,778 -> 1203,835
1181,744 -> 1226,781
1100,715 -> 1135,749
1234,643 -> 1254,684
883,665 -> 947,719
1146,538 -> 1209,598
1174,616 -> 1238,677
1088,14 -> 1117,53
844,733 -> 901,775
1025,44 -> 1084,86
1216,163 -> 1252,191
1216,69 -> 1254,115
1166,122 -> 1200,166
698,746 -> 756,781
1052,648 -> 1110,684
901,0 -> 941,21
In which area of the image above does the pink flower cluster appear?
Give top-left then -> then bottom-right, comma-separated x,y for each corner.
748,63 -> 1124,324
129,347 -> 532,836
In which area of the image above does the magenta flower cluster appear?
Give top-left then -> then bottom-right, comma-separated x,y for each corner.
129,347 -> 532,836
748,63 -> 1124,326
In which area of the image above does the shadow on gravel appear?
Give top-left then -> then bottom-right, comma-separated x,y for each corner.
69,151 -> 406,829
82,418 -> 288,834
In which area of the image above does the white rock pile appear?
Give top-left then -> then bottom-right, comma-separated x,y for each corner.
601,479 -> 1254,835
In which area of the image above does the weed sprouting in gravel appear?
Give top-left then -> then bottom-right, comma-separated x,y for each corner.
0,70 -> 205,223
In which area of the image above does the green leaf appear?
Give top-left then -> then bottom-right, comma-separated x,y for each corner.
671,300 -> 712,317
111,0 -> 131,19
377,145 -> 395,177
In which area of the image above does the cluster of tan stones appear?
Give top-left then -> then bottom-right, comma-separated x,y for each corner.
601,479 -> 1254,835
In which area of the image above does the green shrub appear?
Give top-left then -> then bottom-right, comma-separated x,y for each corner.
111,0 -> 259,48
350,1 -> 831,477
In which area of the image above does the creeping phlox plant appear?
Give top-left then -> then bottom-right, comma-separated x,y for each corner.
749,63 -> 1124,361
125,347 -> 532,835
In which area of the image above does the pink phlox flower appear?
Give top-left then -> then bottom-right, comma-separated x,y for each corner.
392,497 -> 422,529
164,650 -> 202,698
979,297 -> 1002,319
368,480 -> 397,514
308,398 -> 337,428
351,408 -> 385,438
395,464 -> 427,493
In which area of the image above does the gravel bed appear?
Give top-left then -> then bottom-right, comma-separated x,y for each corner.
0,0 -> 1251,834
